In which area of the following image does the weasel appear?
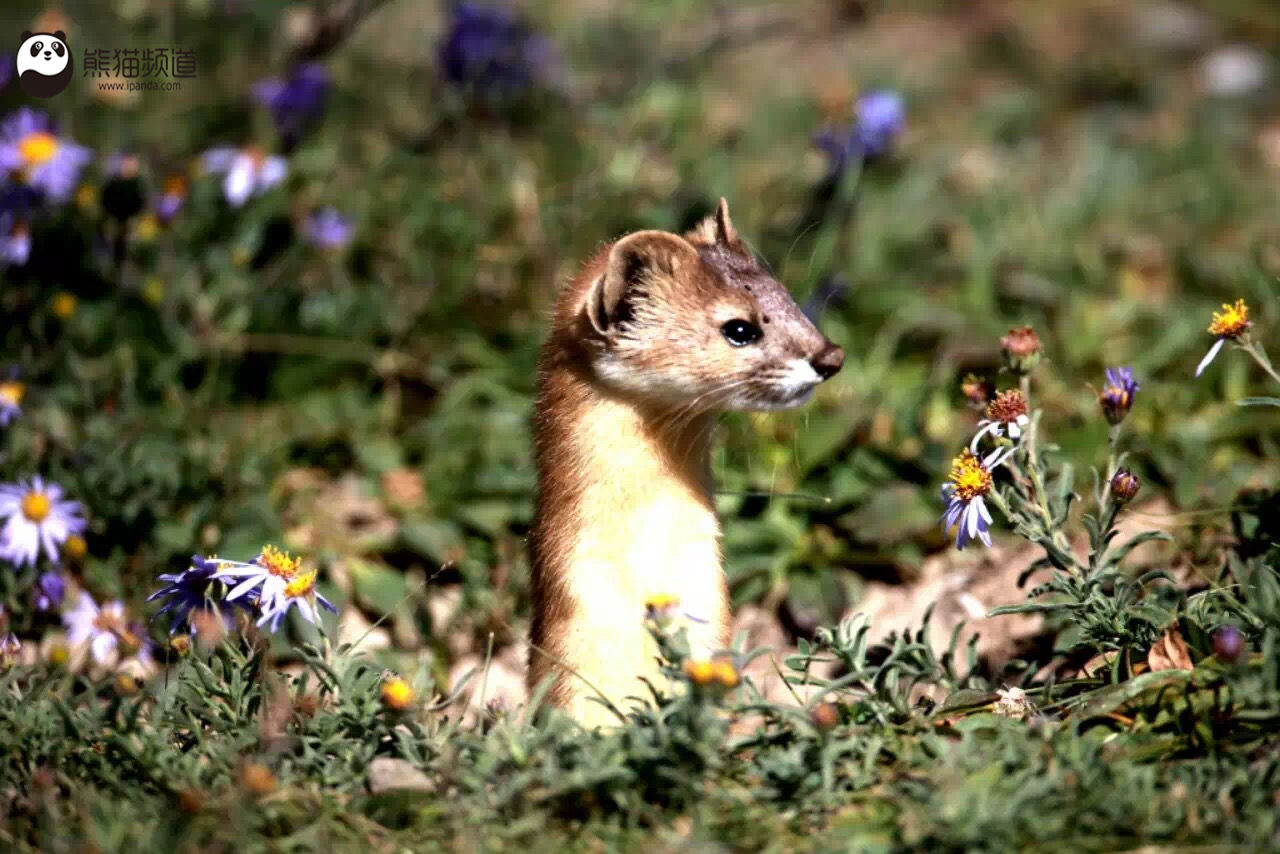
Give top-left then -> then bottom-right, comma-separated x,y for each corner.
528,199 -> 844,727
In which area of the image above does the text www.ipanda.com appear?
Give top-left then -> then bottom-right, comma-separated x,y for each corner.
96,80 -> 183,92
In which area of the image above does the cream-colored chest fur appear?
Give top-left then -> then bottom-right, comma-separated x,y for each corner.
557,396 -> 727,725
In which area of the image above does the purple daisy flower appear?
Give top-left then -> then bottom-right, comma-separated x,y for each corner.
1099,366 -> 1139,425
252,63 -> 329,146
33,571 -> 65,611
303,206 -> 353,250
64,592 -> 152,667
814,89 -> 906,176
0,476 -> 86,568
940,447 -> 1011,550
0,108 -> 92,203
0,377 -> 22,426
147,555 -> 244,634
200,145 -> 287,207
439,3 -> 557,94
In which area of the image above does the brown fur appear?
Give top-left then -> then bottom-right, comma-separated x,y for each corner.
528,200 -> 843,726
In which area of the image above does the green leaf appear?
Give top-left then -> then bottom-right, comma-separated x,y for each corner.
1237,397 -> 1280,407
349,559 -> 410,615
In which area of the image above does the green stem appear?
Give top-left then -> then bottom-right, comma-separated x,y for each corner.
1098,424 -> 1120,510
1240,336 -> 1280,388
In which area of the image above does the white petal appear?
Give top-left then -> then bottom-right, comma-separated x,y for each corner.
258,156 -> 287,188
966,503 -> 980,538
976,496 -> 992,524
1195,338 -> 1226,377
224,157 -> 255,206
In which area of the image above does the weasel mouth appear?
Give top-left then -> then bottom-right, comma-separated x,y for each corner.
729,382 -> 818,412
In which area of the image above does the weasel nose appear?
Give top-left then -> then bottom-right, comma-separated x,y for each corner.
810,343 -> 845,380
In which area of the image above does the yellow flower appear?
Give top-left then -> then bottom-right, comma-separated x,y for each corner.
76,184 -> 98,212
380,675 -> 414,710
132,213 -> 160,243
0,381 -> 24,408
710,658 -> 740,689
142,276 -> 166,305
64,534 -> 87,560
682,659 -> 716,686
51,292 -> 77,319
1208,299 -> 1250,339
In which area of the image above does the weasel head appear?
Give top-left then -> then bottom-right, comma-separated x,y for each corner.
577,198 -> 844,413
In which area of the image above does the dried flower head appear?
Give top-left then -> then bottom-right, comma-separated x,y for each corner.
970,389 -> 1029,450
993,685 -> 1034,719
1001,326 -> 1041,374
810,701 -> 840,730
1110,468 -> 1141,504
961,373 -> 993,408
240,762 -> 278,797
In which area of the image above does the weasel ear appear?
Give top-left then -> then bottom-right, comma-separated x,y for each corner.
54,31 -> 66,42
713,197 -> 738,245
585,231 -> 697,335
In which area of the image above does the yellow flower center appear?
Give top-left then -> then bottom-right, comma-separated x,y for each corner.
21,491 -> 51,523
19,132 -> 59,167
0,381 -> 24,407
1208,299 -> 1250,339
283,570 -> 317,599
644,593 -> 679,612
948,451 -> 992,502
257,544 -> 300,578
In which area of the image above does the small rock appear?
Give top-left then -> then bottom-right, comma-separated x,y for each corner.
367,758 -> 435,794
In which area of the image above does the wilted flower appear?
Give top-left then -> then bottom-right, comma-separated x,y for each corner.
33,571 -> 65,611
815,90 -> 905,176
252,63 -> 329,146
239,762 -> 278,797
993,685 -> 1034,719
380,674 -> 414,710
1195,299 -> 1251,377
303,207 -> 353,250
147,555 -> 242,634
64,591 -> 144,665
200,145 -> 287,207
439,2 -> 557,95
0,108 -> 92,202
0,476 -> 87,567
0,632 -> 19,666
1213,626 -> 1245,663
155,174 -> 188,223
1110,468 -> 1141,504
0,217 -> 30,267
1001,326 -> 1041,375
941,448 -> 1010,550
1099,367 -> 1139,425
0,378 -> 24,426
961,374 -> 994,409
970,389 -> 1029,450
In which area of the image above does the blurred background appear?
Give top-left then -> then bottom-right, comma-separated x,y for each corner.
1,0 -> 1278,699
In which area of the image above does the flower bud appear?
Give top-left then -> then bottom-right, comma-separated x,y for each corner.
1000,326 -> 1041,375
961,374 -> 993,409
380,675 -> 414,711
1110,468 -> 1141,504
1099,367 -> 1139,426
1213,626 -> 1245,664
810,702 -> 840,730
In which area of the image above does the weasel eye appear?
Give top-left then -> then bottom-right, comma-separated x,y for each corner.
30,42 -> 42,57
720,319 -> 763,347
